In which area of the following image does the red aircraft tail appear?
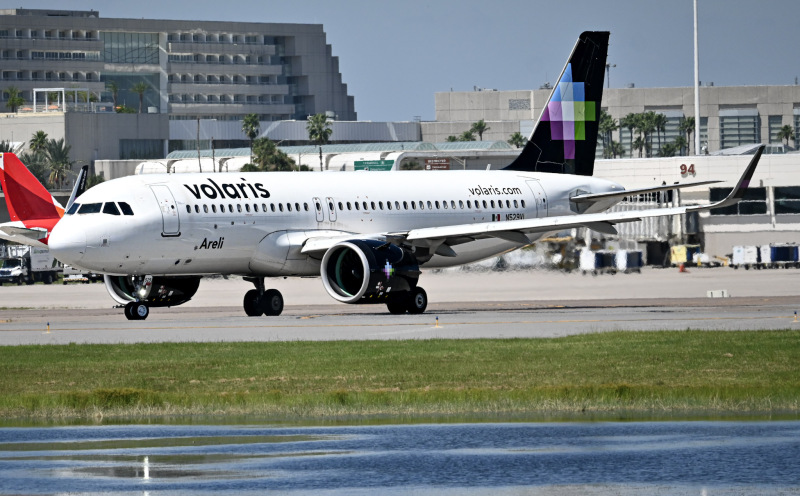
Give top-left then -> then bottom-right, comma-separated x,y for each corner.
0,153 -> 64,244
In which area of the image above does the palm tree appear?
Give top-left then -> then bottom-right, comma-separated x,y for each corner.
632,136 -> 645,158
459,130 -> 475,141
106,80 -> 120,109
306,113 -> 333,145
507,132 -> 526,148
0,141 -> 13,153
470,119 -> 490,141
241,113 -> 260,164
3,86 -> 25,113
673,136 -> 688,156
653,113 -> 668,154
609,140 -> 625,158
620,113 -> 638,158
637,111 -> 657,157
777,125 -> 795,148
598,109 -> 618,158
45,138 -> 73,189
252,137 -> 296,171
679,117 -> 695,155
445,135 -> 459,142
17,151 -> 50,186
29,130 -> 48,152
658,142 -> 678,157
130,82 -> 149,113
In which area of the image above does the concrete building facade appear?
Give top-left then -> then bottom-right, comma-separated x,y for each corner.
0,8 -> 355,122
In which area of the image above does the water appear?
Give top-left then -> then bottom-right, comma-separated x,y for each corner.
0,421 -> 798,495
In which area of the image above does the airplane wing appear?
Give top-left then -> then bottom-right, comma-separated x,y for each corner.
0,223 -> 50,248
301,146 -> 763,257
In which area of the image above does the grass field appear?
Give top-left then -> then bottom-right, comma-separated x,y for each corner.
1,330 -> 798,420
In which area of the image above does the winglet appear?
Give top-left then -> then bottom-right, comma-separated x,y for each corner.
690,144 -> 764,212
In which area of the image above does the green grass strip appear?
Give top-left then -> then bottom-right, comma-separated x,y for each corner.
1,330 -> 799,419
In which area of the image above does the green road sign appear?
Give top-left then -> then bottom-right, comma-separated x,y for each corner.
354,160 -> 394,171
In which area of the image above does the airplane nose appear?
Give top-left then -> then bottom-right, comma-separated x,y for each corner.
49,221 -> 86,265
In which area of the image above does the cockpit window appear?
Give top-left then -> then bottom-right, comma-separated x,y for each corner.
66,203 -> 80,215
103,202 -> 121,215
77,203 -> 102,214
118,202 -> 134,215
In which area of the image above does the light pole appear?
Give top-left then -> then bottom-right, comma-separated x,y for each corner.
605,63 -> 616,88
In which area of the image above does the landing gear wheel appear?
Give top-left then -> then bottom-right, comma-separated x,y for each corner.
243,289 -> 263,316
124,301 -> 149,320
407,287 -> 428,315
262,289 -> 284,316
387,296 -> 408,314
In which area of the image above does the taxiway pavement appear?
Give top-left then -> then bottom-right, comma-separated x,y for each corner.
1,267 -> 799,345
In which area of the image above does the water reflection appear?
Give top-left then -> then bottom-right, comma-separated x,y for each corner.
0,421 -> 798,495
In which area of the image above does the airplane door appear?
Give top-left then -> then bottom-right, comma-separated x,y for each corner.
326,197 -> 337,222
313,197 -> 324,222
150,185 -> 181,236
525,180 -> 548,218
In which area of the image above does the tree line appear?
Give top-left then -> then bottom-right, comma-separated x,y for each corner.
599,110 -> 698,159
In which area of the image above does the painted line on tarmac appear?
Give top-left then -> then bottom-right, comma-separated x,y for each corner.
2,314 -> 791,334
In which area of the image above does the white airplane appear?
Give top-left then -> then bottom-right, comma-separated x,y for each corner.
4,32 -> 763,320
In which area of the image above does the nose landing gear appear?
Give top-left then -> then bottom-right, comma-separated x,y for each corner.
124,301 -> 149,320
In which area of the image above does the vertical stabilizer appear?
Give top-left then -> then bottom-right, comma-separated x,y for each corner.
0,153 -> 64,222
504,31 -> 609,176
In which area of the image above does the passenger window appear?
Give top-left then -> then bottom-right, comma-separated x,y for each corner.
364,202 -> 369,210
355,202 -> 360,211
236,204 -> 242,212
338,202 -> 344,210
491,200 -> 496,208
395,201 -> 400,210
379,201 -> 383,210
78,203 -> 102,214
514,200 -> 519,208
411,201 -> 416,210
459,200 -> 464,209
212,204 -> 217,213
287,203 -> 292,212
245,204 -> 250,212
304,203 -> 309,211
427,201 -> 432,209
506,200 -> 511,208
419,201 -> 424,210
254,204 -> 259,212
403,201 -> 408,210
328,202 -> 334,211
203,205 -> 208,213
347,202 -> 352,210
482,200 -> 488,209
295,203 -> 300,211
186,205 -> 191,214
387,202 -> 392,210
467,200 -> 472,209
103,202 -> 121,215
67,203 -> 80,215
279,203 -> 284,212
435,201 -> 440,209
451,201 -> 456,209
194,205 -> 200,213
443,201 -> 448,209
229,204 -> 233,213
262,203 -> 267,211
521,200 -> 526,208
271,203 -> 276,212
315,202 -> 321,211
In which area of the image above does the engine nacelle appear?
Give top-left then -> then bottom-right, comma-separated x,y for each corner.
321,240 -> 420,304
104,275 -> 201,307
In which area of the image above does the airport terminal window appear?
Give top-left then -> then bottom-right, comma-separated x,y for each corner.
775,186 -> 800,215
78,203 -> 102,214
709,187 -> 767,215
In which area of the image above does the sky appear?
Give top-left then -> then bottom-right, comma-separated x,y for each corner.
14,0 -> 800,121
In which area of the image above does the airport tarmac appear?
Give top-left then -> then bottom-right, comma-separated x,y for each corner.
1,266 -> 799,345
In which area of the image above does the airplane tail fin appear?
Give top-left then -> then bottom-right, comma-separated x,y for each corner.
0,152 -> 64,222
504,31 -> 609,176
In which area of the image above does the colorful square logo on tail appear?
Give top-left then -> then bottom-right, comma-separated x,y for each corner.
541,63 -> 596,159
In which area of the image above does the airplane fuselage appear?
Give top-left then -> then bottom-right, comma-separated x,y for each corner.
50,169 -> 623,277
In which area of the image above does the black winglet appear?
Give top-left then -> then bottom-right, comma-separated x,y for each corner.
692,145 -> 764,212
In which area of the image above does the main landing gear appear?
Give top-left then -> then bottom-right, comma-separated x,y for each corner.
243,277 -> 284,317
386,287 -> 428,315
124,301 -> 149,321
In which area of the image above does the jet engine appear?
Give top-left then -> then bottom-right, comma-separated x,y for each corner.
104,275 -> 201,307
320,240 -> 420,304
